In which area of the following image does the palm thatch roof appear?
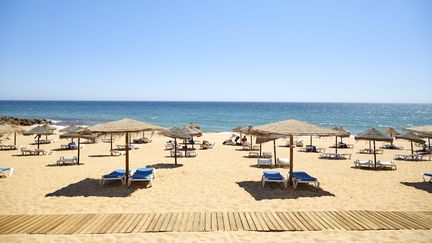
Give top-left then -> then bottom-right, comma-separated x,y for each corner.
395,132 -> 425,144
187,123 -> 201,130
232,127 -> 243,133
383,127 -> 400,136
60,124 -> 80,133
331,127 -> 350,137
355,128 -> 393,142
160,127 -> 198,139
42,123 -> 57,131
23,125 -> 54,136
404,125 -> 432,137
88,118 -> 164,134
0,125 -> 26,135
252,119 -> 339,136
60,128 -> 96,141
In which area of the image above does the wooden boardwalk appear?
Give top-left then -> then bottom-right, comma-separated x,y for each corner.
0,211 -> 431,235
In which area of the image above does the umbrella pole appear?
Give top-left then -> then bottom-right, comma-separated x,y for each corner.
310,136 -> 312,146
335,136 -> 338,154
110,133 -> 113,153
125,132 -> 129,185
174,138 -> 177,165
250,135 -> 253,150
429,138 -> 431,150
273,140 -> 277,166
411,141 -> 414,155
259,143 -> 262,157
184,139 -> 187,157
37,135 -> 40,149
77,137 -> 81,164
288,135 -> 294,185
14,132 -> 16,146
373,140 -> 377,169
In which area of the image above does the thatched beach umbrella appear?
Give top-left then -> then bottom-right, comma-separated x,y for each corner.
395,132 -> 425,155
60,128 -> 96,164
404,125 -> 432,150
0,125 -> 25,146
60,124 -> 79,133
252,119 -> 339,182
329,127 -> 351,153
383,127 -> 400,145
355,128 -> 393,168
239,125 -> 256,150
88,118 -> 164,185
160,126 -> 198,165
23,125 -> 54,149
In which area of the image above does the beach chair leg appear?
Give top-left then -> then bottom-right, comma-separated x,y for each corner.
9,168 -> 14,177
283,181 -> 287,189
262,178 -> 265,188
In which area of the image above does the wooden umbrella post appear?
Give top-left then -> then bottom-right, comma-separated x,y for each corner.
110,133 -> 113,152
14,132 -> 17,146
174,138 -> 178,165
310,135 -> 312,146
411,141 -> 414,155
184,139 -> 187,157
125,132 -> 129,185
77,137 -> 81,164
273,139 -> 277,166
429,138 -> 431,150
250,135 -> 253,150
288,134 -> 294,185
259,143 -> 262,157
335,136 -> 338,154
37,135 -> 40,149
373,140 -> 377,168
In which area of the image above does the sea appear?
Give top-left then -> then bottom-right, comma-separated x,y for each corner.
0,101 -> 431,134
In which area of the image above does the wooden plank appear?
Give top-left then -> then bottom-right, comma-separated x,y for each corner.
125,214 -> 144,233
233,212 -> 244,231
204,212 -> 212,232
254,212 -> 270,231
222,212 -> 231,231
119,214 -> 140,233
362,211 -> 396,230
283,212 -> 306,231
178,213 -> 189,232
75,214 -> 106,234
210,212 -> 217,231
355,211 -> 391,230
81,214 -> 111,234
47,214 -> 88,235
184,212 -> 194,232
216,212 -> 224,231
292,212 -> 314,231
172,213 -> 184,232
263,212 -> 281,231
402,212 -> 432,228
382,211 -> 423,230
228,212 -> 238,231
332,211 -> 364,230
297,212 -> 321,231
269,212 -> 288,231
198,212 -> 206,232
191,212 -> 200,232
145,213 -> 161,232
32,214 -> 70,234
12,215 -> 47,234
26,215 -> 60,234
0,215 -> 28,233
94,214 -> 121,234
106,214 -> 128,234
1,215 -> 34,234
0,215 -> 16,227
166,213 -> 178,232
302,212 -> 326,230
66,214 -> 96,234
150,213 -> 166,232
276,212 -> 296,231
136,213 -> 155,233
345,211 -> 379,230
239,212 -> 252,231
160,213 -> 173,232
369,211 -> 404,230
316,211 -> 345,230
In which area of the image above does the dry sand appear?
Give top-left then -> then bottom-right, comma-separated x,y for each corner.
0,129 -> 431,242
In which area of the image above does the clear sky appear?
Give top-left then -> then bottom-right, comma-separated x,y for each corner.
0,0 -> 431,103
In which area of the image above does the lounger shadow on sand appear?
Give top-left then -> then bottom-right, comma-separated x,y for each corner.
236,181 -> 335,200
45,178 -> 139,197
400,182 -> 432,193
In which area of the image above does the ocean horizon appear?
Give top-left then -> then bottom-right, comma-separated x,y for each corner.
1,100 -> 431,134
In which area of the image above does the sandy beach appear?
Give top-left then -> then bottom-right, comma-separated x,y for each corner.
0,128 -> 431,242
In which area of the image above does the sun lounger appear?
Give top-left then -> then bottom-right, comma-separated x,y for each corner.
35,149 -> 54,155
242,144 -> 251,150
422,173 -> 432,182
57,156 -> 78,165
186,150 -> 198,157
0,145 -> 19,150
170,150 -> 184,157
0,168 -> 14,177
381,144 -> 403,150
101,138 -> 114,143
128,168 -> 155,187
377,160 -> 397,170
257,158 -> 272,167
249,151 -> 259,158
262,152 -> 272,158
132,137 -> 152,144
353,160 -> 373,168
165,143 -> 173,150
262,171 -> 287,188
111,149 -> 125,156
291,171 -> 319,189
359,148 -> 383,154
100,169 -> 130,185
277,157 -> 290,167
21,148 -> 38,156
116,144 -> 139,150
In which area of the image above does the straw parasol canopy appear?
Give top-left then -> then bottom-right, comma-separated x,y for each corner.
332,127 -> 350,138
355,128 -> 393,168
405,125 -> 432,149
395,131 -> 425,154
42,123 -> 57,131
0,125 -> 26,145
23,125 -> 55,149
160,126 -> 200,165
60,128 -> 96,164
88,118 -> 165,185
60,124 -> 79,133
187,123 -> 201,130
252,119 -> 339,181
383,128 -> 400,145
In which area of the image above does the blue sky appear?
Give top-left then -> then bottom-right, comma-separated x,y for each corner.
1,0 -> 431,103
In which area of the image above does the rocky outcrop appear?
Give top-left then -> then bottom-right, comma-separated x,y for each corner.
0,116 -> 51,126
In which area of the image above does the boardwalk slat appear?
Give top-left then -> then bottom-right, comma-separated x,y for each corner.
269,212 -> 289,231
249,212 -> 264,231
198,212 -> 206,232
345,211 -> 379,230
210,212 -> 217,231
204,212 -> 212,232
302,212 -> 326,230
317,212 -> 346,230
1,215 -> 35,234
126,214 -> 145,233
276,212 -> 296,231
132,213 -> 150,233
362,211 -> 396,230
233,212 -> 244,231
228,212 -> 238,231
33,214 -> 70,234
239,212 -> 251,231
292,212 -> 314,231
137,213 -> 155,233
0,215 -> 28,233
222,212 -> 231,231
145,213 -> 161,232
48,214 -> 88,235
263,212 -> 281,231
160,213 -> 173,232
106,214 -> 128,234
254,212 -> 270,231
172,213 -> 184,232
191,212 -> 200,232
216,212 -> 224,231
178,213 -> 189,232
333,211 -> 365,230
165,213 -> 178,232
119,214 -> 140,233
151,213 -> 166,232
356,211 -> 391,230
297,212 -> 321,231
283,212 -> 306,231
184,212 -> 194,232
402,212 -> 432,228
